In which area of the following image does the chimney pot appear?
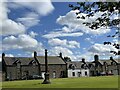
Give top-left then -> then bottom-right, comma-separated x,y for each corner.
2,53 -> 5,58
110,56 -> 113,61
82,58 -> 85,63
59,52 -> 62,58
34,51 -> 37,57
94,55 -> 99,61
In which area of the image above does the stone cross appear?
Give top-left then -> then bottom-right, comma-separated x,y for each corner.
42,49 -> 51,84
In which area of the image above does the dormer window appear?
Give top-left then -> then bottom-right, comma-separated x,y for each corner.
104,62 -> 107,66
16,60 -> 21,69
69,64 -> 75,70
33,62 -> 36,66
29,60 -> 36,66
13,60 -> 21,68
111,62 -> 116,65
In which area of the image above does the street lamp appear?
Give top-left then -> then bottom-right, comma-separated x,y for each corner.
42,49 -> 51,84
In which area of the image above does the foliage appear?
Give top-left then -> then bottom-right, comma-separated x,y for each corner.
69,2 -> 120,55
64,57 -> 71,62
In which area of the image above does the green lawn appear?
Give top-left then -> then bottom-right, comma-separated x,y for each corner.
2,76 -> 119,88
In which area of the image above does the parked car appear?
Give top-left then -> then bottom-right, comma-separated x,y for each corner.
32,75 -> 43,79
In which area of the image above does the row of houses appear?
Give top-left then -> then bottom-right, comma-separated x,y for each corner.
67,55 -> 120,77
1,52 -> 120,81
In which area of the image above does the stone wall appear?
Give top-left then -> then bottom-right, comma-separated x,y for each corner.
41,64 -> 67,78
6,65 -> 39,80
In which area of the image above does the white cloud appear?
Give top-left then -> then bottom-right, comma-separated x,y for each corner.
1,19 -> 26,36
2,34 -> 45,54
29,31 -> 38,38
17,13 -> 40,28
85,38 -> 94,44
43,10 -> 110,39
48,46 -> 94,61
0,1 -> 8,21
48,38 -> 80,48
88,43 -> 118,55
2,34 -> 38,50
5,54 -> 14,57
75,52 -> 94,61
56,10 -> 111,35
0,1 -> 26,36
1,1 -> 54,36
49,46 -> 74,58
8,0 -> 54,16
43,31 -> 83,39
24,42 -> 45,55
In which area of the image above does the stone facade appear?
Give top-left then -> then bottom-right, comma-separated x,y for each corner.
1,52 -> 120,81
66,55 -> 120,78
2,52 -> 67,81
89,55 -> 120,76
41,64 -> 67,78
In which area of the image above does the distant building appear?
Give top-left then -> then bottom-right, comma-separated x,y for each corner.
2,52 -> 67,81
1,52 -> 120,81
66,58 -> 89,78
66,55 -> 120,78
89,55 -> 120,76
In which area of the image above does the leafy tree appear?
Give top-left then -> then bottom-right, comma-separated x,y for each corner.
69,1 -> 120,55
64,57 -> 71,62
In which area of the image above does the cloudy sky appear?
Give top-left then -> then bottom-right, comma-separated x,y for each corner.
0,1 -> 118,62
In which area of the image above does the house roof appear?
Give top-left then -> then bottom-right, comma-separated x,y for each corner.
3,56 -> 65,65
66,61 -> 89,69
99,58 -> 120,65
92,58 -> 120,65
36,56 -> 66,65
3,57 -> 35,65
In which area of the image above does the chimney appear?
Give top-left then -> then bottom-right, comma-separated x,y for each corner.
34,51 -> 37,58
2,53 -> 5,59
82,58 -> 85,63
110,56 -> 114,61
94,55 -> 99,62
59,52 -> 62,58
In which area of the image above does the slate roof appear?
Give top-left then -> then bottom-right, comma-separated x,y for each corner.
114,59 -> 120,64
36,56 -> 66,65
66,61 -> 89,69
99,60 -> 111,65
3,57 -> 35,65
3,56 -> 66,65
94,58 -> 120,65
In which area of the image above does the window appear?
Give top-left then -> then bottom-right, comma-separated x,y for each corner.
17,62 -> 21,69
53,71 -> 56,78
111,62 -> 116,65
60,71 -> 65,78
72,72 -> 75,76
78,72 -> 81,77
85,71 -> 87,76
111,70 -> 113,73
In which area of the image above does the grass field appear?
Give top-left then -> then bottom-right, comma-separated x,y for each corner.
2,76 -> 119,88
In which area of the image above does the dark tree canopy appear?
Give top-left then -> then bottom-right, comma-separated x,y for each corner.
69,2 -> 120,55
64,57 -> 71,62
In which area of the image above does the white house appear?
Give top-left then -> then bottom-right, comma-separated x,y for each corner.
67,59 -> 90,78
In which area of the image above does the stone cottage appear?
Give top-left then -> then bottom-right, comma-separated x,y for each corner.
2,52 -> 67,81
89,55 -> 120,76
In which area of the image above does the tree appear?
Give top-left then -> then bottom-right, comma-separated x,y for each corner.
64,57 -> 71,62
69,1 -> 120,55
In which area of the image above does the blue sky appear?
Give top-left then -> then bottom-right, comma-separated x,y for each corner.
0,1 -> 118,61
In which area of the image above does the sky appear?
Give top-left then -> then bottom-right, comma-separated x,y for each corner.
0,0 -> 119,62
